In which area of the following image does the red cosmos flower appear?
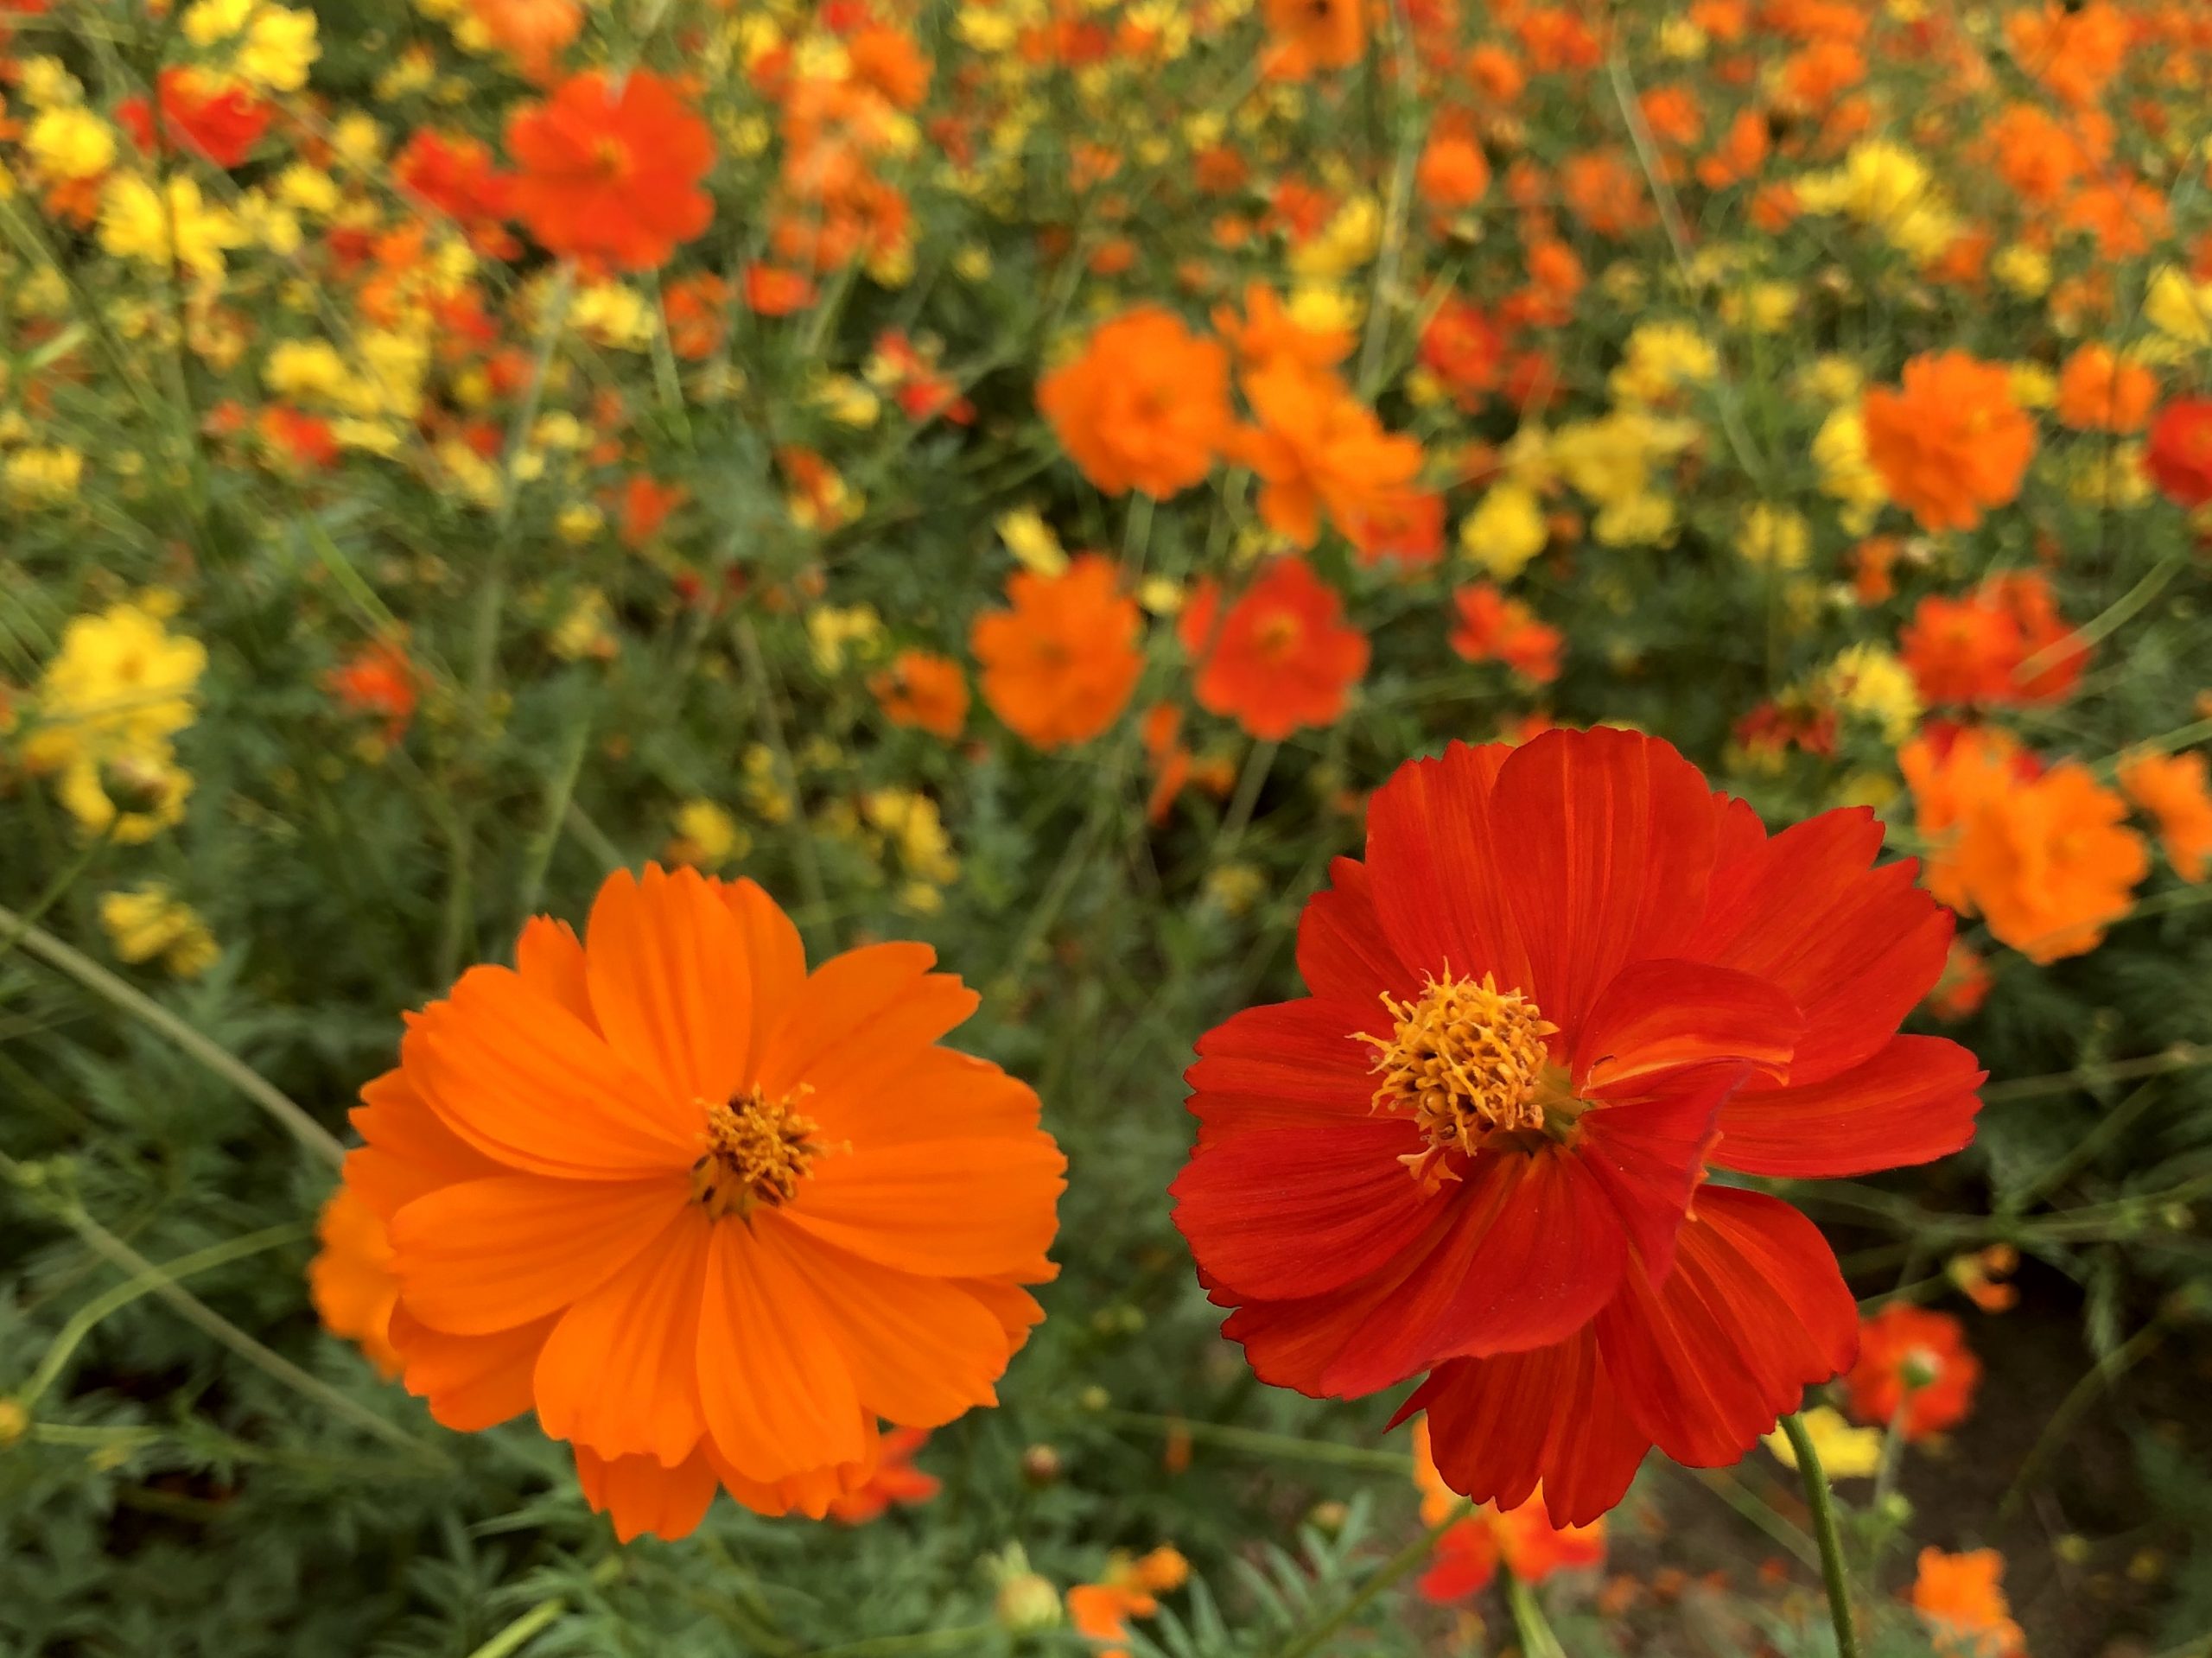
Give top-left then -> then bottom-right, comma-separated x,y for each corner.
1171,727 -> 1983,1524
327,641 -> 419,740
1898,571 -> 2087,708
1420,297 -> 1506,411
1845,1303 -> 1980,1441
2145,397 -> 2212,508
505,71 -> 715,271
1449,583 -> 1562,683
1179,556 -> 1370,740
395,130 -> 518,258
118,68 -> 270,168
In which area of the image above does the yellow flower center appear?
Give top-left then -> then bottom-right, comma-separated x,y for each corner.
692,1087 -> 825,1220
1360,974 -> 1577,1188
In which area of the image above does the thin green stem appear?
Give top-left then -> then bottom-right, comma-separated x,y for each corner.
1679,1464 -> 1821,1568
1503,1568 -> 1569,1658
515,708 -> 595,924
0,903 -> 344,1169
1274,1498 -> 1474,1658
463,1556 -> 625,1658
1096,1409 -> 1415,1474
1780,1413 -> 1861,1658
16,1221 -> 309,1409
1999,1318 -> 2171,1521
1980,1044 -> 2208,1104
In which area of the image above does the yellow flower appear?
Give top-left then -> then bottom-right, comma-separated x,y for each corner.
25,601 -> 205,771
1592,490 -> 1677,547
1813,407 -> 1887,532
549,588 -> 617,661
1609,321 -> 1718,405
264,338 -> 352,402
99,174 -> 243,279
181,0 -> 254,44
26,107 -> 118,181
1458,481 -> 1548,580
56,747 -> 194,843
669,800 -> 749,868
1739,504 -> 1810,572
4,445 -> 86,506
570,282 -> 655,349
805,604 -> 886,674
997,506 -> 1069,577
813,375 -> 882,428
1763,1407 -> 1883,1480
100,884 -> 219,977
2145,265 -> 2212,347
1289,195 -> 1381,279
1992,245 -> 2050,299
238,3 -> 321,91
863,788 -> 960,886
275,163 -> 341,218
1821,643 -> 1921,742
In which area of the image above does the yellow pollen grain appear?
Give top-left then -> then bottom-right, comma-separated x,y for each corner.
1359,973 -> 1559,1186
692,1086 -> 828,1220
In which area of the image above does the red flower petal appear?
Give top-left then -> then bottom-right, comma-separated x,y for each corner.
1714,1034 -> 1985,1178
1171,1120 -> 1438,1299
1596,1186 -> 1859,1466
1294,856 -> 1417,1007
1491,727 -> 1719,1035
1570,958 -> 1800,1092
1364,741 -> 1524,990
1185,997 -> 1379,1142
1408,1326 -> 1652,1527
1573,1064 -> 1742,1283
1688,805 -> 1953,1085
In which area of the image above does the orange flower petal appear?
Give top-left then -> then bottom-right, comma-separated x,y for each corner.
794,1236 -> 1020,1426
516,915 -> 595,1027
388,1303 -> 552,1432
573,1443 -> 720,1543
411,966 -> 697,1178
719,876 -> 808,1079
390,1172 -> 689,1334
584,864 -> 753,1106
696,1216 -> 866,1482
534,1204 -> 712,1467
784,1136 -> 1065,1280
756,941 -> 938,1096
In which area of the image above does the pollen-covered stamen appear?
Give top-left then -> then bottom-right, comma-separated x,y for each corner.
692,1086 -> 825,1221
1359,973 -> 1567,1187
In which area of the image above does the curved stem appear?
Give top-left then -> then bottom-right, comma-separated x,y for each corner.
1780,1413 -> 1861,1658
464,1556 -> 625,1658
1275,1497 -> 1472,1658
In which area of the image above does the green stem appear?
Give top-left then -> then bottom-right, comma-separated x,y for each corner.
515,708 -> 594,924
1275,1498 -> 1473,1658
16,1221 -> 309,1409
1981,1045 -> 2209,1103
1780,1413 -> 1861,1658
1503,1568 -> 1569,1658
464,1556 -> 625,1658
1096,1409 -> 1415,1474
1680,1464 -> 1821,1569
1999,1318 -> 2170,1521
0,903 -> 344,1170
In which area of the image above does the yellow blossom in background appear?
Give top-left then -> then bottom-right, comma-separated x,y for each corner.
807,605 -> 886,674
100,885 -> 219,977
1593,491 -> 1678,547
181,0 -> 254,44
1992,245 -> 2050,300
1813,408 -> 1887,533
27,107 -> 118,181
1137,576 -> 1183,616
2145,266 -> 2212,348
2066,442 -> 2151,510
667,800 -> 750,869
813,375 -> 882,428
863,788 -> 960,888
1764,1407 -> 1882,1479
25,600 -> 206,771
569,283 -> 655,350
548,589 -> 616,661
2007,363 -> 2057,410
238,3 -> 321,90
1798,139 -> 1957,263
1739,503 -> 1810,572
998,507 -> 1069,577
100,175 -> 244,279
4,446 -> 86,506
1609,321 -> 1717,405
1458,481 -> 1548,579
56,748 -> 194,842
1289,195 -> 1381,279
1205,863 -> 1266,916
1822,643 -> 1922,741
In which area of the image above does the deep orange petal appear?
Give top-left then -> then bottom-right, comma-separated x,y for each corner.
783,1136 -> 1065,1280
584,864 -> 753,1107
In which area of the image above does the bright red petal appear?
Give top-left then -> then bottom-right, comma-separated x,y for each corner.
1596,1186 -> 1859,1466
1295,857 -> 1417,1007
1688,806 -> 1953,1085
1573,1064 -> 1738,1281
1490,727 -> 1719,1035
1185,998 -> 1381,1142
1363,741 -> 1525,991
1571,958 -> 1800,1092
1713,1035 -> 1984,1178
1171,1119 -> 1439,1299
1408,1326 -> 1652,1528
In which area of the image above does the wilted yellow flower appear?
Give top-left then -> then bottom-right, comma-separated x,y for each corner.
549,588 -> 616,661
1458,481 -> 1548,580
100,885 -> 219,977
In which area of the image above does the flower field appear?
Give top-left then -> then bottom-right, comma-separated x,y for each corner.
6,0 -> 2212,1651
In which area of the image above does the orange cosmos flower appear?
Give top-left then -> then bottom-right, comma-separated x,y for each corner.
826,1426 -> 940,1523
1902,726 -> 2146,963
1178,556 -> 1369,740
1068,1547 -> 1189,1658
1176,728 -> 1983,1525
2056,343 -> 2156,432
308,1188 -> 403,1379
469,0 -> 581,81
1861,353 -> 2037,532
1911,1549 -> 2026,1658
506,71 -> 715,271
326,639 -> 420,740
2119,748 -> 2212,882
971,554 -> 1146,750
2145,397 -> 2212,507
1236,365 -> 1426,549
1449,584 -> 1563,683
1844,1303 -> 1980,1441
1212,284 -> 1353,380
1260,0 -> 1363,78
870,648 -> 970,740
1897,571 -> 2086,708
1412,1419 -> 1604,1603
341,865 -> 1064,1541
1416,130 -> 1491,213
1039,308 -> 1231,499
